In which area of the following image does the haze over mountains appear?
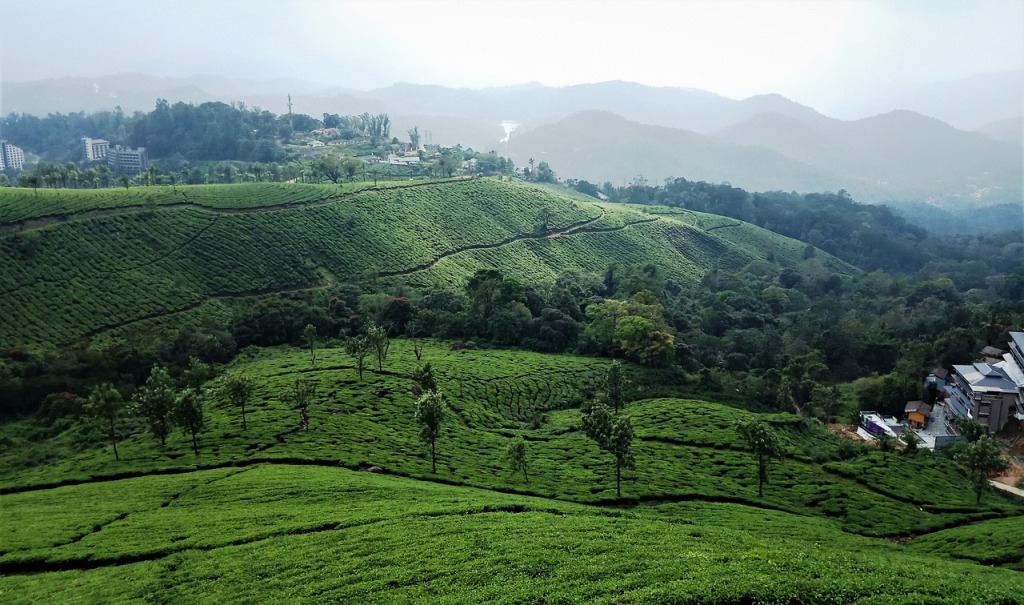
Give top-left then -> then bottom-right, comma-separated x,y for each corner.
2,70 -> 1021,208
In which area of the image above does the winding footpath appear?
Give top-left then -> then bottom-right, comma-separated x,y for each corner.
64,211 -> 662,344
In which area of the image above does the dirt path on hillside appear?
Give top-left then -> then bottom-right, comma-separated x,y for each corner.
0,178 -> 474,235
64,212 -> 660,344
378,211 -> 659,278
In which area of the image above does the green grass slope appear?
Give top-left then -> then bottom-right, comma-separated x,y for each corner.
3,341 -> 1019,538
907,516 -> 1024,569
2,342 -> 1023,602
2,465 -> 1022,604
0,179 -> 853,348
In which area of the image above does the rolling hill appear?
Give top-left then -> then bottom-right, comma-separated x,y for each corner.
0,178 -> 853,350
2,341 -> 1023,603
1,180 -> 1022,603
504,109 -> 1022,207
715,109 -> 1023,206
5,76 -> 1021,210
504,110 -> 846,194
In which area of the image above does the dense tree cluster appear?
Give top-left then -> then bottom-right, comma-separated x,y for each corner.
572,177 -> 1024,277
1,104 -> 517,185
130,100 -> 284,161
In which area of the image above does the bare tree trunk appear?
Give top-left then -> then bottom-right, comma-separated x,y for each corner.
616,459 -> 621,498
110,417 -> 119,461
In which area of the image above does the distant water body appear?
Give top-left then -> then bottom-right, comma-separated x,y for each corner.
500,120 -> 519,143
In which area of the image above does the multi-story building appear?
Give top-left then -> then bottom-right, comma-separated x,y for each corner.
946,362 -> 1018,433
1000,331 -> 1024,423
0,140 -> 26,171
83,137 -> 110,162
107,145 -> 148,175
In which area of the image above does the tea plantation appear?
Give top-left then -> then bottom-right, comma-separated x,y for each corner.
0,179 -> 850,349
2,181 -> 1022,603
2,341 -> 1023,603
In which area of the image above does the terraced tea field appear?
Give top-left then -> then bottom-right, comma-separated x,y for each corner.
2,341 -> 1023,602
3,465 -> 1023,604
0,179 -> 854,348
3,180 -> 1018,602
3,341 -> 1020,535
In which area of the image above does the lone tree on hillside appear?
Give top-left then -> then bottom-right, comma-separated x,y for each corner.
605,361 -> 627,412
955,434 -> 1009,504
86,383 -> 125,461
736,420 -> 784,498
174,387 -> 205,455
534,206 -> 554,234
343,333 -> 373,381
415,390 -> 446,473
303,323 -> 318,366
133,365 -> 176,446
221,374 -> 255,430
366,322 -> 391,371
535,161 -> 556,183
506,436 -> 529,482
581,402 -> 635,498
182,357 -> 214,390
412,363 -> 437,394
407,319 -> 426,360
288,378 -> 318,431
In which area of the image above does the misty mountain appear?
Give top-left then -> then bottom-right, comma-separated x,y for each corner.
3,74 -> 1020,207
830,70 -> 1024,130
2,76 -> 828,136
505,109 -> 1021,207
714,109 -> 1022,205
975,117 -> 1023,145
358,80 -> 831,136
503,110 -> 844,193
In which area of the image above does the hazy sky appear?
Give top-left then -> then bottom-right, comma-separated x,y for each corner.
1,0 -> 1021,111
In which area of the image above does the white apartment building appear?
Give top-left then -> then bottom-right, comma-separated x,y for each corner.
83,137 -> 110,161
0,140 -> 26,171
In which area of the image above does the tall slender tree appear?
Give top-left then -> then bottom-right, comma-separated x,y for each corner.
174,387 -> 205,455
415,390 -> 446,473
303,323 -> 318,366
221,374 -> 255,430
366,322 -> 391,372
582,402 -> 635,497
343,334 -> 373,381
412,363 -> 437,394
288,378 -> 318,431
736,420 -> 784,498
86,383 -> 125,461
133,366 -> 176,446
605,361 -> 626,412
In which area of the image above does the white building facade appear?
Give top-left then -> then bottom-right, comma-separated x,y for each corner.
0,140 -> 26,171
83,137 -> 110,161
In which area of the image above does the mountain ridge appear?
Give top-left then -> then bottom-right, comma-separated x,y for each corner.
2,74 -> 1020,208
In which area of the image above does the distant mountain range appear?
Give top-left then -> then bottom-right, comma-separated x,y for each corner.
2,72 -> 1021,208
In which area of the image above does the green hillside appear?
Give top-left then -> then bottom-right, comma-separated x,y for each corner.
3,466 -> 1022,604
2,341 -> 1023,602
3,179 -> 1021,603
0,179 -> 851,349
